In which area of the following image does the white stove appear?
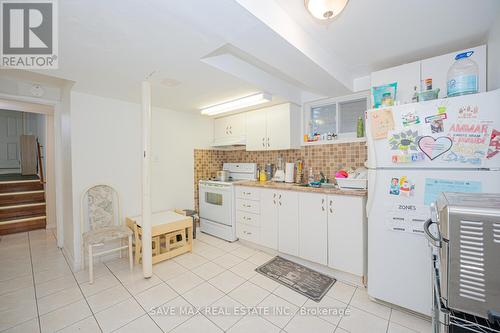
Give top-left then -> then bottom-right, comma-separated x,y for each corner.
199,163 -> 257,241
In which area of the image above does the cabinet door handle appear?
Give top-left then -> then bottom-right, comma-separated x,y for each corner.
273,200 -> 276,205
329,200 -> 333,213
267,137 -> 270,147
273,193 -> 276,198
279,201 -> 282,206
279,194 -> 281,199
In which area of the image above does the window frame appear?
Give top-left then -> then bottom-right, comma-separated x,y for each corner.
302,91 -> 370,146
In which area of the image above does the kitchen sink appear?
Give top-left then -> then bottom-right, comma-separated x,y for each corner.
295,183 -> 336,189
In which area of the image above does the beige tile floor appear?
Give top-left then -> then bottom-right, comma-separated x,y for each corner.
0,229 -> 432,333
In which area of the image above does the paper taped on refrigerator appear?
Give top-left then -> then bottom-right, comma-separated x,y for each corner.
366,89 -> 500,169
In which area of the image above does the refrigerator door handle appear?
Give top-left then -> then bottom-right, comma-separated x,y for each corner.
424,219 -> 441,248
366,169 -> 375,217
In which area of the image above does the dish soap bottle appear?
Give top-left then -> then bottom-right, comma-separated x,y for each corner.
356,116 -> 364,138
447,51 -> 479,97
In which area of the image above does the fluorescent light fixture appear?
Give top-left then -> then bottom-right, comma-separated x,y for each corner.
200,92 -> 272,116
304,0 -> 349,20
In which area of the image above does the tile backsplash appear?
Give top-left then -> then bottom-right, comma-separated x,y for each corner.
194,142 -> 367,210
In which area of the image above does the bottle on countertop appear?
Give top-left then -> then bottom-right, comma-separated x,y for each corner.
356,116 -> 364,138
308,167 -> 314,183
411,86 -> 419,103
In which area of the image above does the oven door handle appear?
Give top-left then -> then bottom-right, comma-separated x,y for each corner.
424,219 -> 441,248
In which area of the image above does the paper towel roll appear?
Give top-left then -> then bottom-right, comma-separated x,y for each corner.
285,163 -> 295,183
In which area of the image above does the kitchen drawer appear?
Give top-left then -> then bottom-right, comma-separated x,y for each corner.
236,222 -> 260,243
236,210 -> 260,228
235,187 -> 260,201
235,199 -> 260,214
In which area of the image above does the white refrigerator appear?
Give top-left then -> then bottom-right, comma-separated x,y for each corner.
366,89 -> 500,316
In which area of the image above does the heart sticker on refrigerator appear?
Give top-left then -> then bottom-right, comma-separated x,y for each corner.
418,136 -> 453,160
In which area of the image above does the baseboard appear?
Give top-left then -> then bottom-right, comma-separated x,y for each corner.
238,239 -> 365,287
61,246 -> 78,271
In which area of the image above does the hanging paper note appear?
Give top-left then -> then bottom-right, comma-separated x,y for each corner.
443,122 -> 491,165
487,129 -> 500,159
370,109 -> 395,140
424,178 -> 482,205
386,203 -> 429,235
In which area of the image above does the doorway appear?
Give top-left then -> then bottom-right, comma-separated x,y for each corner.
0,101 -> 55,236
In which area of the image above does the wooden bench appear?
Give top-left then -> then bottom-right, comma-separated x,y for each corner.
126,211 -> 193,265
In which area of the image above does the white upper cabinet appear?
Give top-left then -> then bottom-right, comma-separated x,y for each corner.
298,192 -> 328,265
371,61 -> 421,106
420,45 -> 486,99
212,113 -> 246,146
245,109 -> 267,151
246,103 -> 301,151
370,45 -> 486,105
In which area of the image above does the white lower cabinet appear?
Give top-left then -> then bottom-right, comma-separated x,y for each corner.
277,191 -> 299,256
235,186 -> 366,278
298,193 -> 328,265
327,194 -> 366,276
260,189 -> 279,250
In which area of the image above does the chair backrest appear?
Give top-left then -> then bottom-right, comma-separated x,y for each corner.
81,184 -> 121,233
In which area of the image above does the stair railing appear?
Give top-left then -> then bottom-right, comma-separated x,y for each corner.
36,139 -> 45,184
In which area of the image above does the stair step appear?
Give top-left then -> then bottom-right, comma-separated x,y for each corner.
0,203 -> 46,220
0,191 -> 45,206
0,180 -> 43,193
0,216 -> 46,235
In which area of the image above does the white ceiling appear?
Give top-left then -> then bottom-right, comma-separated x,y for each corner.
273,0 -> 500,78
40,0 -> 500,112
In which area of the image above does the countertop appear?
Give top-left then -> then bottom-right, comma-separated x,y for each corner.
234,181 -> 367,197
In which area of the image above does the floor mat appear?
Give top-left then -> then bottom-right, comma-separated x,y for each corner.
255,256 -> 336,302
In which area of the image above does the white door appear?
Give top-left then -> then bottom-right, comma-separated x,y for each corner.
266,104 -> 290,150
245,109 -> 267,151
0,110 -> 22,171
366,89 -> 500,169
260,189 -> 278,250
328,195 -> 365,276
367,168 -> 500,316
298,192 -> 328,265
278,190 -> 299,256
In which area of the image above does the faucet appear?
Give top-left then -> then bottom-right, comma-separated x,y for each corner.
319,172 -> 327,183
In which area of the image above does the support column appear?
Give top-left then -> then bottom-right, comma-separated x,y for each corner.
141,81 -> 153,278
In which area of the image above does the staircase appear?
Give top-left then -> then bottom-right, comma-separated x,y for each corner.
0,178 -> 46,235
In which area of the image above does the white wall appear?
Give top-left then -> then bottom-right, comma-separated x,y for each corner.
151,107 -> 212,212
70,91 -> 212,268
488,14 -> 500,90
70,92 -> 142,268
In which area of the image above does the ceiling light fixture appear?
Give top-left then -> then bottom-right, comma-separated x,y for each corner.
304,0 -> 349,20
200,92 -> 272,116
